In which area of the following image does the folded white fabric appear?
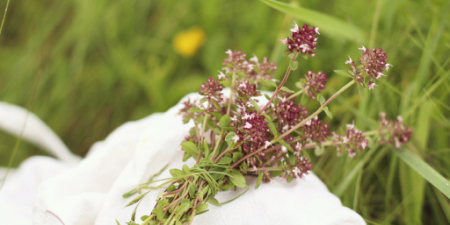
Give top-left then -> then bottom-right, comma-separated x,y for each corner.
0,93 -> 366,225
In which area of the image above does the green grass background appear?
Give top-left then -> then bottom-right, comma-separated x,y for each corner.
1,0 -> 449,224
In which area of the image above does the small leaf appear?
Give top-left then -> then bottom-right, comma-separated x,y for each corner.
277,139 -> 294,152
196,203 -> 209,213
260,79 -> 278,88
317,94 -> 326,105
169,169 -> 184,178
282,49 -> 291,57
301,92 -> 308,105
225,132 -> 237,142
334,70 -> 353,78
289,60 -> 298,70
188,108 -> 204,113
182,165 -> 190,175
288,53 -> 296,59
255,173 -> 263,189
154,205 -> 164,220
264,94 -> 271,101
232,152 -> 243,163
314,146 -> 324,156
203,139 -> 210,159
228,169 -> 246,188
182,153 -> 192,162
295,81 -> 303,89
175,202 -> 191,215
217,157 -> 232,164
280,86 -> 295,93
267,120 -> 279,137
181,141 -> 198,155
287,175 -> 293,183
208,197 -> 222,206
324,106 -> 333,119
116,219 -> 121,225
219,115 -> 231,127
219,80 -> 232,87
126,192 -> 147,207
156,199 -> 170,207
250,99 -> 260,111
189,183 -> 198,198
176,221 -> 182,225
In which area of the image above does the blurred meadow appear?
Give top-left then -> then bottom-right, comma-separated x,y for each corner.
1,0 -> 450,224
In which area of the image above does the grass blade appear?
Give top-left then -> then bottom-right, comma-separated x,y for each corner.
260,0 -> 366,42
393,147 -> 450,199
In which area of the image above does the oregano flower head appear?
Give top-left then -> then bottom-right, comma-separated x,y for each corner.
281,22 -> 320,57
346,46 -> 391,90
303,71 -> 328,99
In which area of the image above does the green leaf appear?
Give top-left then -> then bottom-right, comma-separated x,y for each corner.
181,141 -> 198,155
280,86 -> 295,93
175,202 -> 191,215
277,139 -> 294,152
196,203 -> 209,213
266,120 -> 279,137
260,0 -> 366,42
176,221 -> 182,225
219,115 -> 231,128
169,169 -> 184,178
188,108 -> 204,113
182,153 -> 192,162
295,81 -> 303,89
228,169 -> 246,188
116,220 -> 121,225
154,205 -> 163,220
314,146 -> 324,156
182,164 -> 191,175
126,192 -> 147,207
208,197 -> 222,206
255,172 -> 263,189
260,79 -> 277,88
189,183 -> 198,198
225,132 -> 237,142
324,106 -> 333,119
289,60 -> 298,70
393,148 -> 450,199
232,152 -> 243,163
219,80 -> 232,88
317,94 -> 325,105
203,139 -> 210,159
282,49 -> 291,57
250,99 -> 260,111
156,199 -> 169,207
334,70 -> 353,78
217,157 -> 232,164
301,92 -> 308,105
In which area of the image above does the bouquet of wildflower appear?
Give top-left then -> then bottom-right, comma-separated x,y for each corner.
122,22 -> 412,225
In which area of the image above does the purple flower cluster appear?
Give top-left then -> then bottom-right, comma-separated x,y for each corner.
221,51 -> 277,85
199,77 -> 224,102
332,122 -> 369,157
273,92 -> 308,130
302,116 -> 330,145
378,112 -> 412,148
303,71 -> 328,99
281,22 -> 320,57
346,46 -> 392,90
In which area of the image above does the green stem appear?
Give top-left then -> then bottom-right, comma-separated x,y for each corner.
286,89 -> 304,101
210,68 -> 237,160
259,52 -> 299,114
140,215 -> 155,225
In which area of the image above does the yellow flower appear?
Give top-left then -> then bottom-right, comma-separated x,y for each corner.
173,26 -> 206,58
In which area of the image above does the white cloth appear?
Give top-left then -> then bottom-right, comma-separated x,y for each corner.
0,93 -> 366,225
